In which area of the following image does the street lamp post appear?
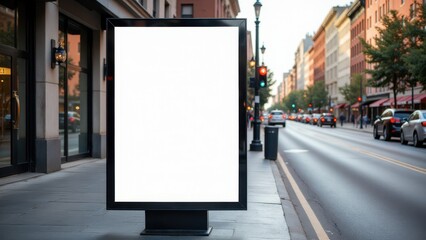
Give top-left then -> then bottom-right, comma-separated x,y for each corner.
250,0 -> 263,152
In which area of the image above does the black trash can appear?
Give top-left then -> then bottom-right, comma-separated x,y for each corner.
264,126 -> 279,160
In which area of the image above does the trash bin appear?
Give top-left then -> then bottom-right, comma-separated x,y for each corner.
264,126 -> 279,160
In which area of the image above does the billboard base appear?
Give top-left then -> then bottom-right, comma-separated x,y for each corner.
141,210 -> 212,236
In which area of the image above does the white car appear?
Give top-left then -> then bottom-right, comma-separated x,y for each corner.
268,110 -> 286,127
400,110 -> 426,147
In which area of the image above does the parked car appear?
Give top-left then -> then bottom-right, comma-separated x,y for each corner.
373,108 -> 414,141
400,110 -> 426,147
318,113 -> 336,128
310,113 -> 321,125
268,110 -> 286,127
59,111 -> 81,133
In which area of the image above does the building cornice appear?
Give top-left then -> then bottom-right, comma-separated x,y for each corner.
335,8 -> 349,28
347,0 -> 364,20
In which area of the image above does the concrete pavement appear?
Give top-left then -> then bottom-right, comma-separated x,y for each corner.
0,130 -> 299,240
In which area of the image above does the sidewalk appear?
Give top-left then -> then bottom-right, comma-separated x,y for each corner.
0,131 -> 294,240
338,121 -> 374,134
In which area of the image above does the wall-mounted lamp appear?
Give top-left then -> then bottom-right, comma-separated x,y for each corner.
51,39 -> 67,69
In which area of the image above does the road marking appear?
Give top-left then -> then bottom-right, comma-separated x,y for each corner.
283,149 -> 309,153
277,154 -> 330,240
290,128 -> 426,175
356,148 -> 426,175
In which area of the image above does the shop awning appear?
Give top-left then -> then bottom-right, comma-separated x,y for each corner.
369,98 -> 389,107
351,102 -> 359,108
414,93 -> 426,103
334,103 -> 347,109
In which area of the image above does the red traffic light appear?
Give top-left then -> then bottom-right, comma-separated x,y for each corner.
357,97 -> 362,102
259,66 -> 267,76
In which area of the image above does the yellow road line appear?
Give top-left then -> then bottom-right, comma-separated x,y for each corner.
293,129 -> 426,175
277,154 -> 330,240
356,149 -> 426,175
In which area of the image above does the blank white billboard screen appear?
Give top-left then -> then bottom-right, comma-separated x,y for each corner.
114,26 -> 239,202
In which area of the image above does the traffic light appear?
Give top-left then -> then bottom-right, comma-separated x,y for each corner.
258,66 -> 267,88
308,103 -> 313,108
291,103 -> 296,108
357,96 -> 362,102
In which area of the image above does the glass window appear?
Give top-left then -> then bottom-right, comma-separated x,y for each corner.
59,16 -> 91,160
0,2 -> 15,47
181,4 -> 193,18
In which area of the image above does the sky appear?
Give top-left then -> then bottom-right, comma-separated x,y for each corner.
237,0 -> 353,90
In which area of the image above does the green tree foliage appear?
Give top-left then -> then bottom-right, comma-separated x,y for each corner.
311,81 -> 328,111
361,10 -> 410,107
339,74 -> 366,104
403,2 -> 426,91
259,71 -> 276,110
246,68 -> 276,110
283,90 -> 304,112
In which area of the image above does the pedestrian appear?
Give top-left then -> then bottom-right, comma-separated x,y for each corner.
351,114 -> 355,127
339,112 -> 345,127
363,114 -> 369,128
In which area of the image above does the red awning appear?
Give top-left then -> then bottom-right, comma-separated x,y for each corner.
351,102 -> 360,108
334,103 -> 347,109
369,98 -> 389,107
414,93 -> 426,104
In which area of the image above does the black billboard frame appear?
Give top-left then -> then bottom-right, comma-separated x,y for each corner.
106,18 -> 247,213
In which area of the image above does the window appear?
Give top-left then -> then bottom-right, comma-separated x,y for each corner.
401,0 -> 405,5
410,4 -> 416,19
181,4 -> 193,18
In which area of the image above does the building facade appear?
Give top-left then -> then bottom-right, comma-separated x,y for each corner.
295,34 -> 313,91
303,46 -> 314,90
0,0 -> 176,177
335,7 -> 351,118
176,0 -> 240,18
324,7 -> 347,109
313,26 -> 326,84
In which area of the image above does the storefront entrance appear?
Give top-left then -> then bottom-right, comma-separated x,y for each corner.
0,0 -> 29,176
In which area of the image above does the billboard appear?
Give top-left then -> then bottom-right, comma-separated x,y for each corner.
106,19 -> 247,210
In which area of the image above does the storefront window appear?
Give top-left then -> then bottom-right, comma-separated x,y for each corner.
0,3 -> 15,47
59,16 -> 91,161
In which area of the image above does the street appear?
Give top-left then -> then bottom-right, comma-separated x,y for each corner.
276,121 -> 426,240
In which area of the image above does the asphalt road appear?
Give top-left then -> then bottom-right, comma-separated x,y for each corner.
276,121 -> 426,240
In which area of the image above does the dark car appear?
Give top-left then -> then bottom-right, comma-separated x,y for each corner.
318,113 -> 336,128
373,108 -> 414,141
59,111 -> 80,133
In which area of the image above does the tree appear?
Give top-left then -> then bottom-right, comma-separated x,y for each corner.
283,90 -> 304,112
311,81 -> 328,112
259,71 -> 276,110
339,74 -> 366,104
361,10 -> 410,107
246,68 -> 276,111
403,2 -> 426,91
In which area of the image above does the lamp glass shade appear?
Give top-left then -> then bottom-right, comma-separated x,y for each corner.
249,57 -> 255,68
261,45 -> 266,54
254,1 -> 262,18
55,47 -> 67,63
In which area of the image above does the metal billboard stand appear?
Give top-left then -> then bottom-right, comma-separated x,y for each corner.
106,18 -> 247,236
141,210 -> 212,236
